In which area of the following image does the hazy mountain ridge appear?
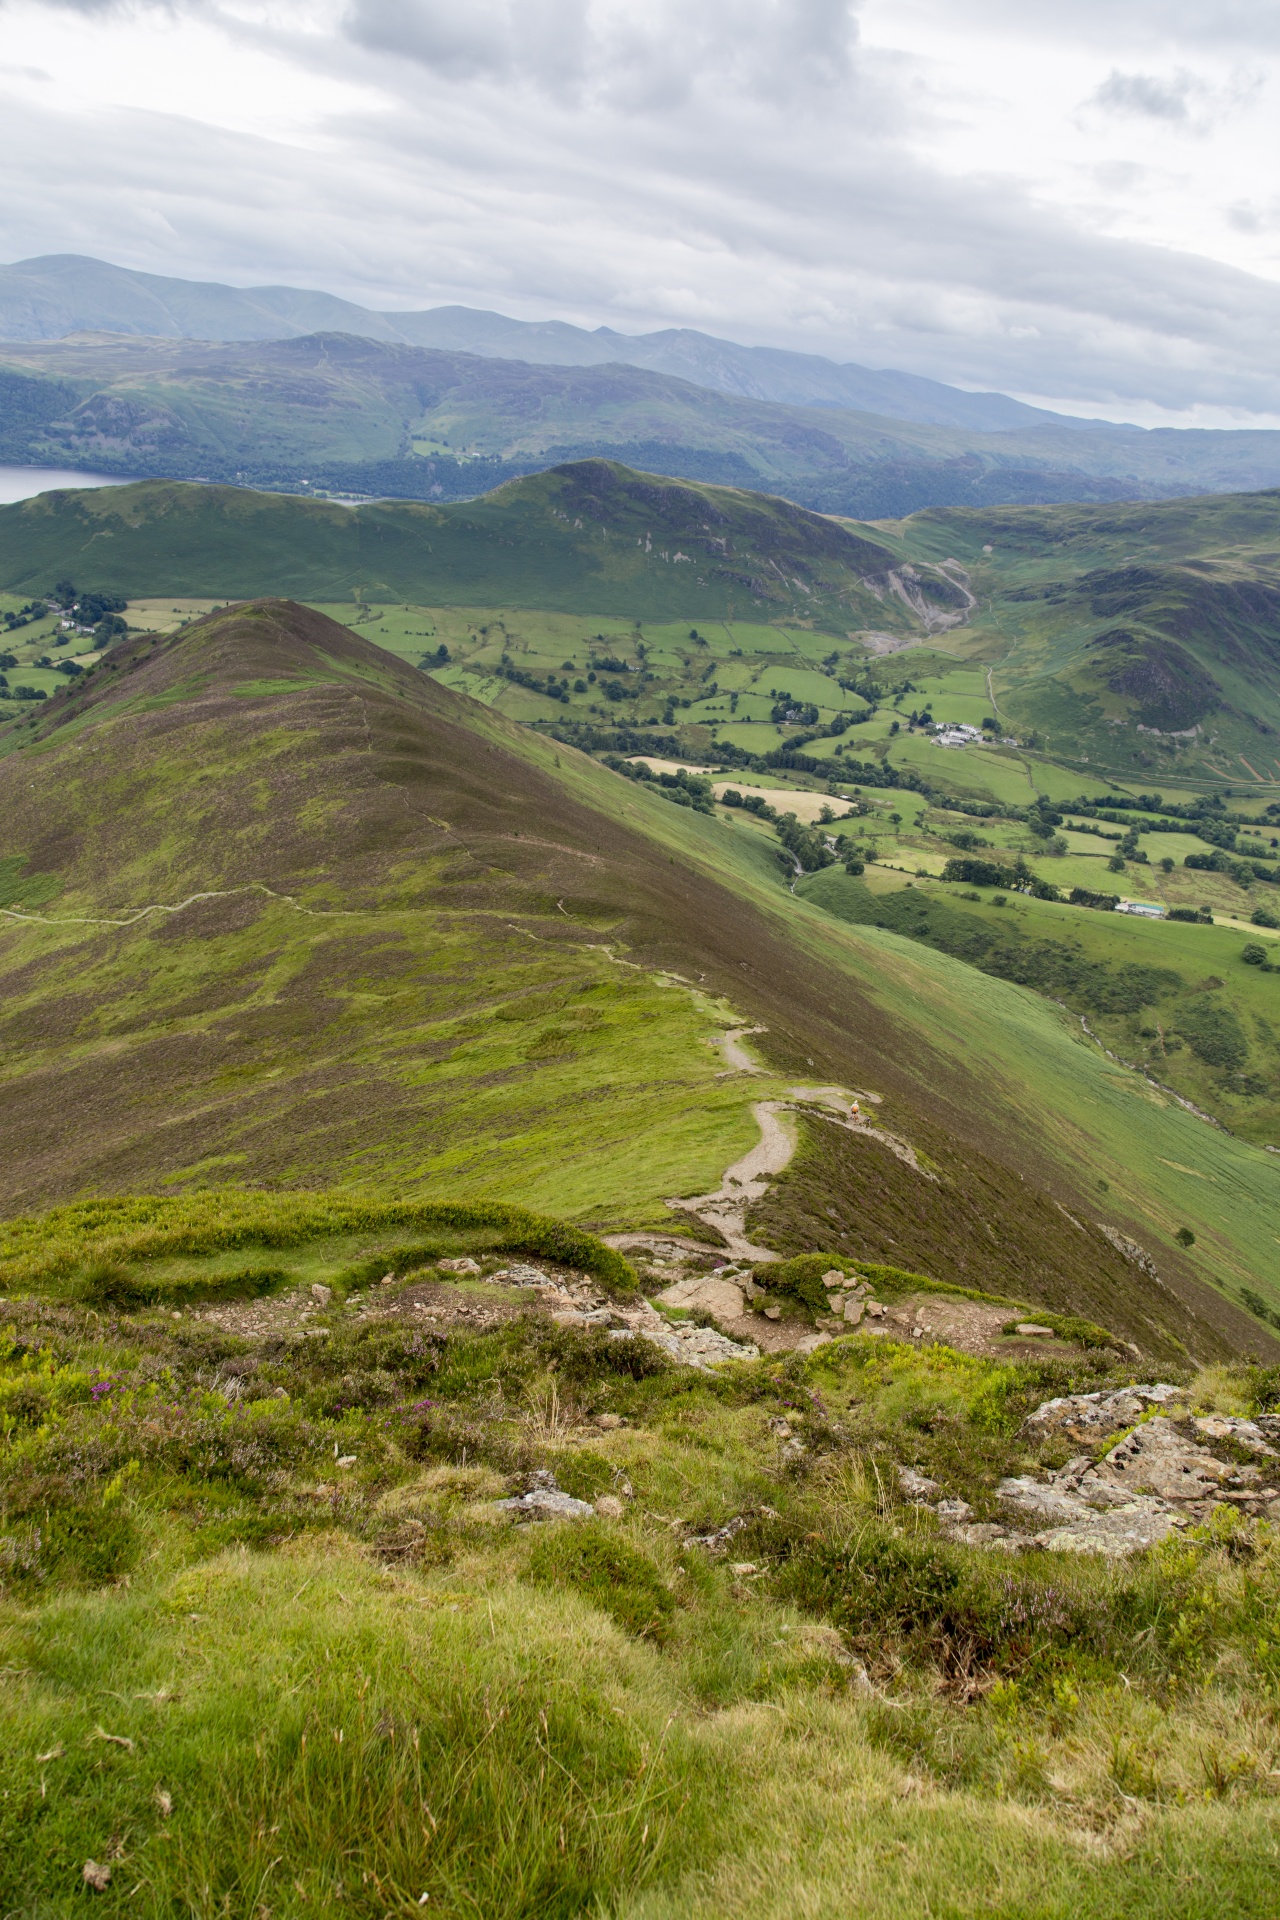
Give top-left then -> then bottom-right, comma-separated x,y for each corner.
7,327 -> 1280,521
0,252 -> 1081,432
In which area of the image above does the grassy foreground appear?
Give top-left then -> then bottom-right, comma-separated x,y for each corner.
5,1204 -> 1280,1916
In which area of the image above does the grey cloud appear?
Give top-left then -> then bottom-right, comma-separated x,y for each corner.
346,0 -> 590,86
937,0 -> 1280,48
1091,69 -> 1198,120
345,0 -> 860,108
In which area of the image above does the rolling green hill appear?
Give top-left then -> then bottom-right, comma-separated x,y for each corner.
887,489 -> 1280,785
0,463 -> 919,628
3,593 -> 1280,1356
8,466 -> 1280,793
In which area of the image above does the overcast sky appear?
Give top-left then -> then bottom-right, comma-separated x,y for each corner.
1,0 -> 1279,424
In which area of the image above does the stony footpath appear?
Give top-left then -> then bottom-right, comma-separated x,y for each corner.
899,1384 -> 1280,1557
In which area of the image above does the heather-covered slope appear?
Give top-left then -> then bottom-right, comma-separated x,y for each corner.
0,597 -> 1275,1358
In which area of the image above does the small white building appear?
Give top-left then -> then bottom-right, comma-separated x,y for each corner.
1116,899 -> 1165,919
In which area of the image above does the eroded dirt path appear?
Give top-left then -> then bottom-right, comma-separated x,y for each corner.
665,1077 -> 931,1261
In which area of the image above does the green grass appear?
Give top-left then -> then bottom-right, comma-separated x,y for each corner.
798,859 -> 1280,1149
5,1248 -> 1280,1917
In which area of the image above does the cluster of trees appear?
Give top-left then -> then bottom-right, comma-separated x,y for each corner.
720,788 -> 838,874
497,660 -> 573,704
600,757 -> 714,813
4,600 -> 45,632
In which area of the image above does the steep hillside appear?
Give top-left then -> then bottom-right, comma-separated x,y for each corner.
2,597 -> 1279,1361
6,327 -> 1280,516
891,489 -> 1280,783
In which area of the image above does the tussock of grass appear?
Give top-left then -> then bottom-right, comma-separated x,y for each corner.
0,1193 -> 636,1296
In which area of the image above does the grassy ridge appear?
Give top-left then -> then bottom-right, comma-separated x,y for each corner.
0,598 -> 1275,1356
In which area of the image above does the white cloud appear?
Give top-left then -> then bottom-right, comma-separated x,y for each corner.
0,0 -> 1277,420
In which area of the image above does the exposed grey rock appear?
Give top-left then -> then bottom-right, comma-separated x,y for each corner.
997,1473 -> 1184,1556
1023,1383 -> 1182,1444
998,1476 -> 1097,1525
1032,1501 -> 1182,1557
310,1284 -> 332,1305
438,1257 -> 482,1274
947,1522 -> 1015,1549
795,1332 -> 833,1355
496,1263 -> 551,1286
1093,1417 -> 1241,1502
1194,1415 -> 1279,1457
1014,1323 -> 1054,1337
897,1466 -> 941,1500
656,1275 -> 746,1321
935,1497 -> 973,1524
496,1471 -> 594,1521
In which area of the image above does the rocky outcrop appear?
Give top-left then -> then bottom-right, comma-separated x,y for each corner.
899,1387 -> 1280,1559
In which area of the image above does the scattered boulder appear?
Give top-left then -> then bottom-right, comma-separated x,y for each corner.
438,1257 -> 482,1275
687,1505 -> 778,1554
795,1332 -> 832,1355
496,1471 -> 594,1522
655,1275 -> 746,1321
310,1283 -> 332,1305
83,1863 -> 112,1892
632,1316 -> 758,1369
1014,1323 -> 1053,1337
897,1466 -> 941,1500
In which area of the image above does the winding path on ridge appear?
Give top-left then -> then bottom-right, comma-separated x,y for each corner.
610,1028 -> 930,1264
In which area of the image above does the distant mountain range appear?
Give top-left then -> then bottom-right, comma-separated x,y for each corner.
3,255 -> 1280,515
0,253 -> 1102,435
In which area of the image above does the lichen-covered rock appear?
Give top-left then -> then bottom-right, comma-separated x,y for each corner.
1194,1415 -> 1279,1457
496,1472 -> 595,1521
1094,1417 -> 1244,1503
1022,1383 -> 1183,1444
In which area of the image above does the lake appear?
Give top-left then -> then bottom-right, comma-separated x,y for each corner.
0,465 -> 129,505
